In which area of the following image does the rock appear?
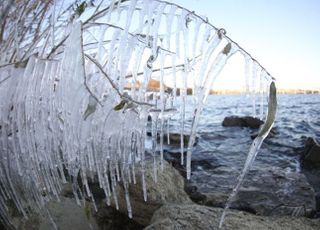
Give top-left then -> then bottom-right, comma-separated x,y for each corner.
222,116 -> 263,129
185,166 -> 316,217
59,183 -> 144,229
110,158 -> 192,226
94,203 -> 144,230
302,168 -> 320,218
16,197 -> 99,230
14,159 -> 190,229
163,151 -> 220,178
147,132 -> 198,149
301,138 -> 320,217
145,204 -> 320,230
301,137 -> 320,169
250,128 -> 277,139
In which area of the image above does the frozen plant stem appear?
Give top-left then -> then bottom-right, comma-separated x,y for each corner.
219,82 -> 277,228
0,1 -> 277,229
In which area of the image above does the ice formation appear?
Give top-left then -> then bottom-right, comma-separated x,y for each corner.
0,0 -> 277,229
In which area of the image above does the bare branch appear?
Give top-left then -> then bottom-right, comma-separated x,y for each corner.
84,53 -> 154,107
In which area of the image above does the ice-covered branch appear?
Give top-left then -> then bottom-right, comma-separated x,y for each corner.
0,1 -> 277,229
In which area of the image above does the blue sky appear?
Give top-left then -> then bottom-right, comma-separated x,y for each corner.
172,0 -> 320,90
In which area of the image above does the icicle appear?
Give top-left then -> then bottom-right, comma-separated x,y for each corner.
136,0 -> 146,34
130,45 -> 144,100
123,170 -> 133,218
151,3 -> 166,55
166,119 -> 170,144
251,61 -> 257,117
219,81 -> 277,228
186,41 -> 236,180
51,1 -> 56,49
150,112 -> 158,182
125,0 -> 137,33
106,0 -> 117,22
179,11 -> 190,165
175,13 -> 182,58
171,54 -> 177,102
259,70 -> 266,119
165,5 -> 176,50
195,29 -> 221,91
0,2 -> 279,228
191,19 -> 202,63
131,132 -> 137,184
159,49 -> 165,171
244,55 -> 251,95
139,111 -> 148,202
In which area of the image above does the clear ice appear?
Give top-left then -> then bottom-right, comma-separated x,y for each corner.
0,0 -> 277,229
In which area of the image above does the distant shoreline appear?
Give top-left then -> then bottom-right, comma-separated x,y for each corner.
126,79 -> 320,95
208,89 -> 320,95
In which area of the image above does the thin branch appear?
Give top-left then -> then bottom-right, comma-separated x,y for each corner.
84,53 -> 122,97
79,27 -> 103,107
85,22 -> 175,55
46,35 -> 69,58
156,0 -> 274,79
83,73 -> 103,107
81,0 -> 274,80
125,54 -> 202,79
0,75 -> 11,85
125,64 -> 185,79
0,62 -> 18,69
83,0 -> 130,25
0,0 -> 14,23
84,53 -> 154,107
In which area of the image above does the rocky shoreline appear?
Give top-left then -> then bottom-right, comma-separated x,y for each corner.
15,154 -> 320,229
10,116 -> 320,229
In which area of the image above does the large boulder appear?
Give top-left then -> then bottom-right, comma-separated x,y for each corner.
16,159 -> 191,229
301,137 -> 320,169
185,166 -> 316,217
222,116 -> 263,129
301,137 -> 320,217
16,197 -> 99,230
110,158 -> 192,226
302,168 -> 320,218
144,204 -> 320,230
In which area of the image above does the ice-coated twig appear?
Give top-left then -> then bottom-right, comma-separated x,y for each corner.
156,0 -> 274,80
84,53 -> 154,107
219,82 -> 277,228
0,1 -> 278,229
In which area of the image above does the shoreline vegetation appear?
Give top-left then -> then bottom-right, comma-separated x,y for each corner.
132,79 -> 320,95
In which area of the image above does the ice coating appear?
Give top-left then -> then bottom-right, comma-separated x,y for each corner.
0,0 -> 277,229
219,81 -> 277,228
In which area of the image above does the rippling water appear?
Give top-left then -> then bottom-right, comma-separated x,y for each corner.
169,94 -> 320,173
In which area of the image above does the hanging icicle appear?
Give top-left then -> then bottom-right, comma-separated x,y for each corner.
0,1 -> 277,229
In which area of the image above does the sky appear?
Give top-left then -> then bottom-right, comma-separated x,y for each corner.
172,0 -> 320,90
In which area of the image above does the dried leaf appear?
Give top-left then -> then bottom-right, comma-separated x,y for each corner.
222,43 -> 232,55
113,100 -> 127,111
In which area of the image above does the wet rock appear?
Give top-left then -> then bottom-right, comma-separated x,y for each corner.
146,132 -> 198,154
185,166 -> 316,217
58,158 -> 191,227
94,204 -> 144,230
250,128 -> 277,139
110,158 -> 192,226
301,137 -> 320,169
302,168 -> 320,218
145,204 -> 320,230
301,137 -> 320,217
17,197 -> 99,230
222,116 -> 263,129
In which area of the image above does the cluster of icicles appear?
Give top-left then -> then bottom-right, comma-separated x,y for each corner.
0,0 -> 276,229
